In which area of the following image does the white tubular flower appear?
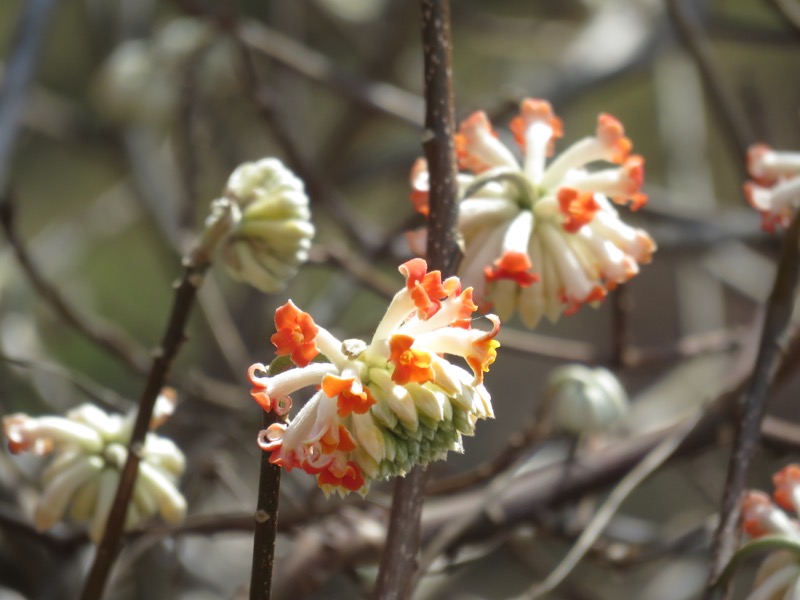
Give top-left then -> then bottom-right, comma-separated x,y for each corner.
410,98 -> 656,328
737,466 -> 800,600
744,144 -> 800,233
546,364 -> 628,435
248,258 -> 499,496
3,391 -> 186,542
212,158 -> 315,293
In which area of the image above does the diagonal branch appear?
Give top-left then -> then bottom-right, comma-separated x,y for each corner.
704,213 -> 800,596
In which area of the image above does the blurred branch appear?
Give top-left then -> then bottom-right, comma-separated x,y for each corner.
768,0 -> 800,35
666,0 -> 754,171
0,351 -> 130,412
704,213 -> 800,597
80,257 -> 211,600
0,0 -> 58,195
238,21 -> 423,127
0,197 -> 151,375
521,405 -> 706,598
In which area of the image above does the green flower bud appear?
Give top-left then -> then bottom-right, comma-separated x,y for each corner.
547,365 -> 629,435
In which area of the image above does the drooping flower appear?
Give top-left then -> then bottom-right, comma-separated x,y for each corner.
410,99 -> 656,328
203,158 -> 315,292
2,392 -> 187,542
248,258 -> 498,496
744,144 -> 800,232
734,466 -> 800,600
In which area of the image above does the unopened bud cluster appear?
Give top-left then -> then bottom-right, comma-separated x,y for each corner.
200,158 -> 315,292
545,364 -> 628,435
3,393 -> 186,542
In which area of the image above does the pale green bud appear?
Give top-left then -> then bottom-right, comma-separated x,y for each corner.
547,365 -> 629,434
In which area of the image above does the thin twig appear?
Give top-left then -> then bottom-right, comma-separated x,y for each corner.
0,0 -> 59,195
79,257 -> 211,600
0,198 -> 151,374
249,410 -> 283,600
372,2 -> 459,598
519,406 -> 707,599
703,213 -> 800,597
666,0 -> 754,172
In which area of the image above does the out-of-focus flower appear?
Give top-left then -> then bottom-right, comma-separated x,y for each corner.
203,158 -> 314,292
735,466 -> 800,600
545,364 -> 628,435
410,99 -> 655,328
744,144 -> 800,232
95,18 -> 236,126
3,392 -> 186,542
248,258 -> 498,496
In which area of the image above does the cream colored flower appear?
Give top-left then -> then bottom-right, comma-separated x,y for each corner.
411,99 -> 655,328
248,259 -> 498,496
745,144 -> 800,232
3,392 -> 186,542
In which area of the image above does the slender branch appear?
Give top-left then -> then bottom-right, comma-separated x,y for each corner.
79,257 -> 211,600
0,198 -> 151,374
521,406 -> 706,599
0,0 -> 58,195
250,410 -> 283,600
703,213 -> 800,596
373,2 -> 459,598
666,0 -> 754,172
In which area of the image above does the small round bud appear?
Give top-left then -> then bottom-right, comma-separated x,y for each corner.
546,365 -> 629,435
215,158 -> 314,293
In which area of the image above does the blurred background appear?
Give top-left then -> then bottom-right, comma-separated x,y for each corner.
1,0 -> 800,598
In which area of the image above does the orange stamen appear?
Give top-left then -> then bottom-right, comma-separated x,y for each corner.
597,113 -> 632,164
510,98 -> 563,156
271,301 -> 320,367
558,188 -> 600,233
484,251 -> 538,287
389,334 -> 434,385
454,111 -> 498,173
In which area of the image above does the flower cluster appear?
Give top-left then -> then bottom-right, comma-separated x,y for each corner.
248,259 -> 498,496
410,99 -> 655,328
744,144 -> 800,232
202,158 -> 315,292
738,465 -> 800,599
3,393 -> 186,542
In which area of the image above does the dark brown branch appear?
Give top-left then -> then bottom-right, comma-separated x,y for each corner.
250,410 -> 283,600
703,214 -> 800,596
0,198 -> 151,375
373,2 -> 459,598
79,258 -> 210,600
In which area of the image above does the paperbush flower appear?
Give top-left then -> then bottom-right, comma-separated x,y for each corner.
2,393 -> 186,542
737,465 -> 800,600
410,99 -> 656,328
248,258 -> 498,496
744,144 -> 800,232
206,158 -> 315,292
